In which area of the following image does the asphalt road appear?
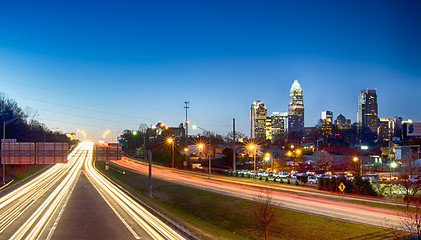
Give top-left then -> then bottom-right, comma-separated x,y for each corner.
0,142 -> 185,240
49,172 -> 148,240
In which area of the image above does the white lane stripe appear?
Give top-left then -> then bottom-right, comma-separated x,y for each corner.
85,169 -> 141,239
10,148 -> 87,239
45,170 -> 81,240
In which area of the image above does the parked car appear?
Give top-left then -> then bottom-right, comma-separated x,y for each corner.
296,173 -> 308,182
409,175 -> 420,182
192,163 -> 203,170
362,173 -> 380,183
317,174 -> 330,179
381,176 -> 398,181
308,175 -> 318,184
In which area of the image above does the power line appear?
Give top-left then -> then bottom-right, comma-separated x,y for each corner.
184,101 -> 189,136
6,93 -> 181,125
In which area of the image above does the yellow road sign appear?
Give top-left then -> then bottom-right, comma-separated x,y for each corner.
338,183 -> 346,192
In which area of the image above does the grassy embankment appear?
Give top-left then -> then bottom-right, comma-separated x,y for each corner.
1,164 -> 51,187
127,158 -> 412,212
207,170 -> 414,214
96,161 -> 394,240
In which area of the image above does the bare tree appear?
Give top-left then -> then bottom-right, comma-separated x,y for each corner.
272,155 -> 288,171
386,199 -> 421,239
313,150 -> 333,173
138,123 -> 148,133
252,189 -> 278,240
225,131 -> 246,143
398,152 -> 421,210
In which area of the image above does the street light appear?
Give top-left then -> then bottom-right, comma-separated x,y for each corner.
390,161 -> 397,195
353,156 -> 361,176
197,143 -> 205,158
390,161 -> 397,181
167,137 -> 174,168
249,144 -> 256,181
3,117 -> 19,184
193,125 -> 212,179
264,152 -> 272,171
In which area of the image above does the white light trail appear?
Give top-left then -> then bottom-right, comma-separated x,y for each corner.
0,142 -> 185,239
85,145 -> 186,240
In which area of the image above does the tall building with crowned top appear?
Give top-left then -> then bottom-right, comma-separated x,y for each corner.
250,100 -> 267,141
288,80 -> 304,138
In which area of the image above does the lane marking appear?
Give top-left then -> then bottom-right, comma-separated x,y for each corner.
45,170 -> 81,240
85,170 -> 141,239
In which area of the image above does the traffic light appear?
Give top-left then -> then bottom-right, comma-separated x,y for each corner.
118,137 -> 127,147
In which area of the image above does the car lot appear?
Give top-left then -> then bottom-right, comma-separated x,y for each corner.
225,169 -> 389,185
225,169 -> 322,184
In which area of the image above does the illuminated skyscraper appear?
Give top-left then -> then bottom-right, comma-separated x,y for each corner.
288,80 -> 304,137
321,111 -> 333,138
357,89 -> 378,133
269,112 -> 288,143
321,111 -> 333,124
334,114 -> 352,130
250,100 -> 267,140
378,118 -> 393,142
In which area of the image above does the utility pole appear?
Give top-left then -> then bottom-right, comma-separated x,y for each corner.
184,101 -> 189,137
171,141 -> 174,168
208,131 -> 211,179
233,118 -> 236,171
148,150 -> 152,197
3,117 -> 19,184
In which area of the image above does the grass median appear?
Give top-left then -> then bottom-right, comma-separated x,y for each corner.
1,164 -> 51,188
96,161 -> 393,240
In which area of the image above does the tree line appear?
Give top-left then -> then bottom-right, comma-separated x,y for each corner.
0,93 -> 74,144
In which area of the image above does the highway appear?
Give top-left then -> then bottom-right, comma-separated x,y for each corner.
114,156 -> 410,228
0,142 -> 186,240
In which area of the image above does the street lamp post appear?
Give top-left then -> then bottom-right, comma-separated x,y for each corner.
249,144 -> 256,181
3,117 -> 19,184
264,153 -> 271,171
193,125 -> 212,179
207,140 -> 211,179
167,137 -> 174,168
390,161 -> 397,195
353,156 -> 362,176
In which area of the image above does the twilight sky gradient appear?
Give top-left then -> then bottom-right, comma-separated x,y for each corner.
0,0 -> 420,140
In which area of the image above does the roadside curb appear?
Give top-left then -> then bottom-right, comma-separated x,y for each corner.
0,179 -> 14,191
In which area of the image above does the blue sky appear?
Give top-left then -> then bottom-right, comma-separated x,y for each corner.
0,0 -> 420,140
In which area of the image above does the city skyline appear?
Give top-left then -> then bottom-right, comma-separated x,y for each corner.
0,1 -> 420,139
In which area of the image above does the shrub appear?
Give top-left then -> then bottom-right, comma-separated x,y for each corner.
318,177 -> 377,197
